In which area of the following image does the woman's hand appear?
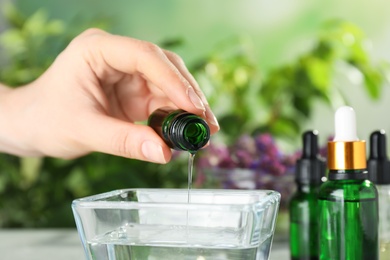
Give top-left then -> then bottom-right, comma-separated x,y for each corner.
0,28 -> 219,163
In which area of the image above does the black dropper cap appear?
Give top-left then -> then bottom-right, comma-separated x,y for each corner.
295,130 -> 326,184
367,130 -> 390,184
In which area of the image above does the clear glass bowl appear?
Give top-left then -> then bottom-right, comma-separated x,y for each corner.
72,188 -> 280,260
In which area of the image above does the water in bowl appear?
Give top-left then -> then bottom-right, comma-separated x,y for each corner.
87,223 -> 273,260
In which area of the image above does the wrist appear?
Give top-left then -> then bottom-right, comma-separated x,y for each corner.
0,85 -> 43,156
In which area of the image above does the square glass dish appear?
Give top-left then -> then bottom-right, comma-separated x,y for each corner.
72,188 -> 280,260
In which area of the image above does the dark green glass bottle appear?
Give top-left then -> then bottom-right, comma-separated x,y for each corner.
290,130 -> 326,260
318,106 -> 378,260
148,107 -> 210,153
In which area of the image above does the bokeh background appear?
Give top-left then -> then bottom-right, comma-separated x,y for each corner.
1,0 -> 390,240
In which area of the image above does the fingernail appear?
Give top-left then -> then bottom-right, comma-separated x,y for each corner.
141,140 -> 167,163
205,107 -> 219,128
187,87 -> 206,111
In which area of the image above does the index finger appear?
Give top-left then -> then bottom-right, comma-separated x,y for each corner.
75,29 -> 206,116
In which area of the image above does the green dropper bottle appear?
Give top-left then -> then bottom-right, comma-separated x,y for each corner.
318,106 -> 378,260
290,130 -> 326,260
148,107 -> 210,153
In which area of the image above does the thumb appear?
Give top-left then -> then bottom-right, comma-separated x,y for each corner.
81,115 -> 172,163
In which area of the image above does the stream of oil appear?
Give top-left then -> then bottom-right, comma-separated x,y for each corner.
187,152 -> 196,203
186,152 -> 196,242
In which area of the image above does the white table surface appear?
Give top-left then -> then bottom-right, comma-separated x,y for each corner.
0,229 -> 289,260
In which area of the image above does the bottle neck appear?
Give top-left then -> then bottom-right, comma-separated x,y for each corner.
327,169 -> 368,181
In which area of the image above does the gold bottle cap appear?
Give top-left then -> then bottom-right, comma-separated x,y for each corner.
327,141 -> 366,170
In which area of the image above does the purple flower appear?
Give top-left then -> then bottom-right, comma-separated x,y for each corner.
255,133 -> 280,158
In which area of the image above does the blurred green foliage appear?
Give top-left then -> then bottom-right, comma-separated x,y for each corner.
0,4 -> 64,86
0,3 -> 110,86
0,4 -> 388,227
190,19 -> 388,143
0,153 -> 189,227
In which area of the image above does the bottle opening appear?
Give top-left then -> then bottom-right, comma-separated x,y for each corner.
170,114 -> 210,152
184,122 -> 208,145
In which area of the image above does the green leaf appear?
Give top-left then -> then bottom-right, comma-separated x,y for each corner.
0,175 -> 8,193
293,96 -> 311,118
65,167 -> 91,197
304,56 -> 331,92
20,157 -> 43,189
2,2 -> 25,28
0,29 -> 26,56
46,20 -> 65,35
23,9 -> 49,37
159,37 -> 184,49
270,116 -> 300,138
360,65 -> 383,99
218,114 -> 246,143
